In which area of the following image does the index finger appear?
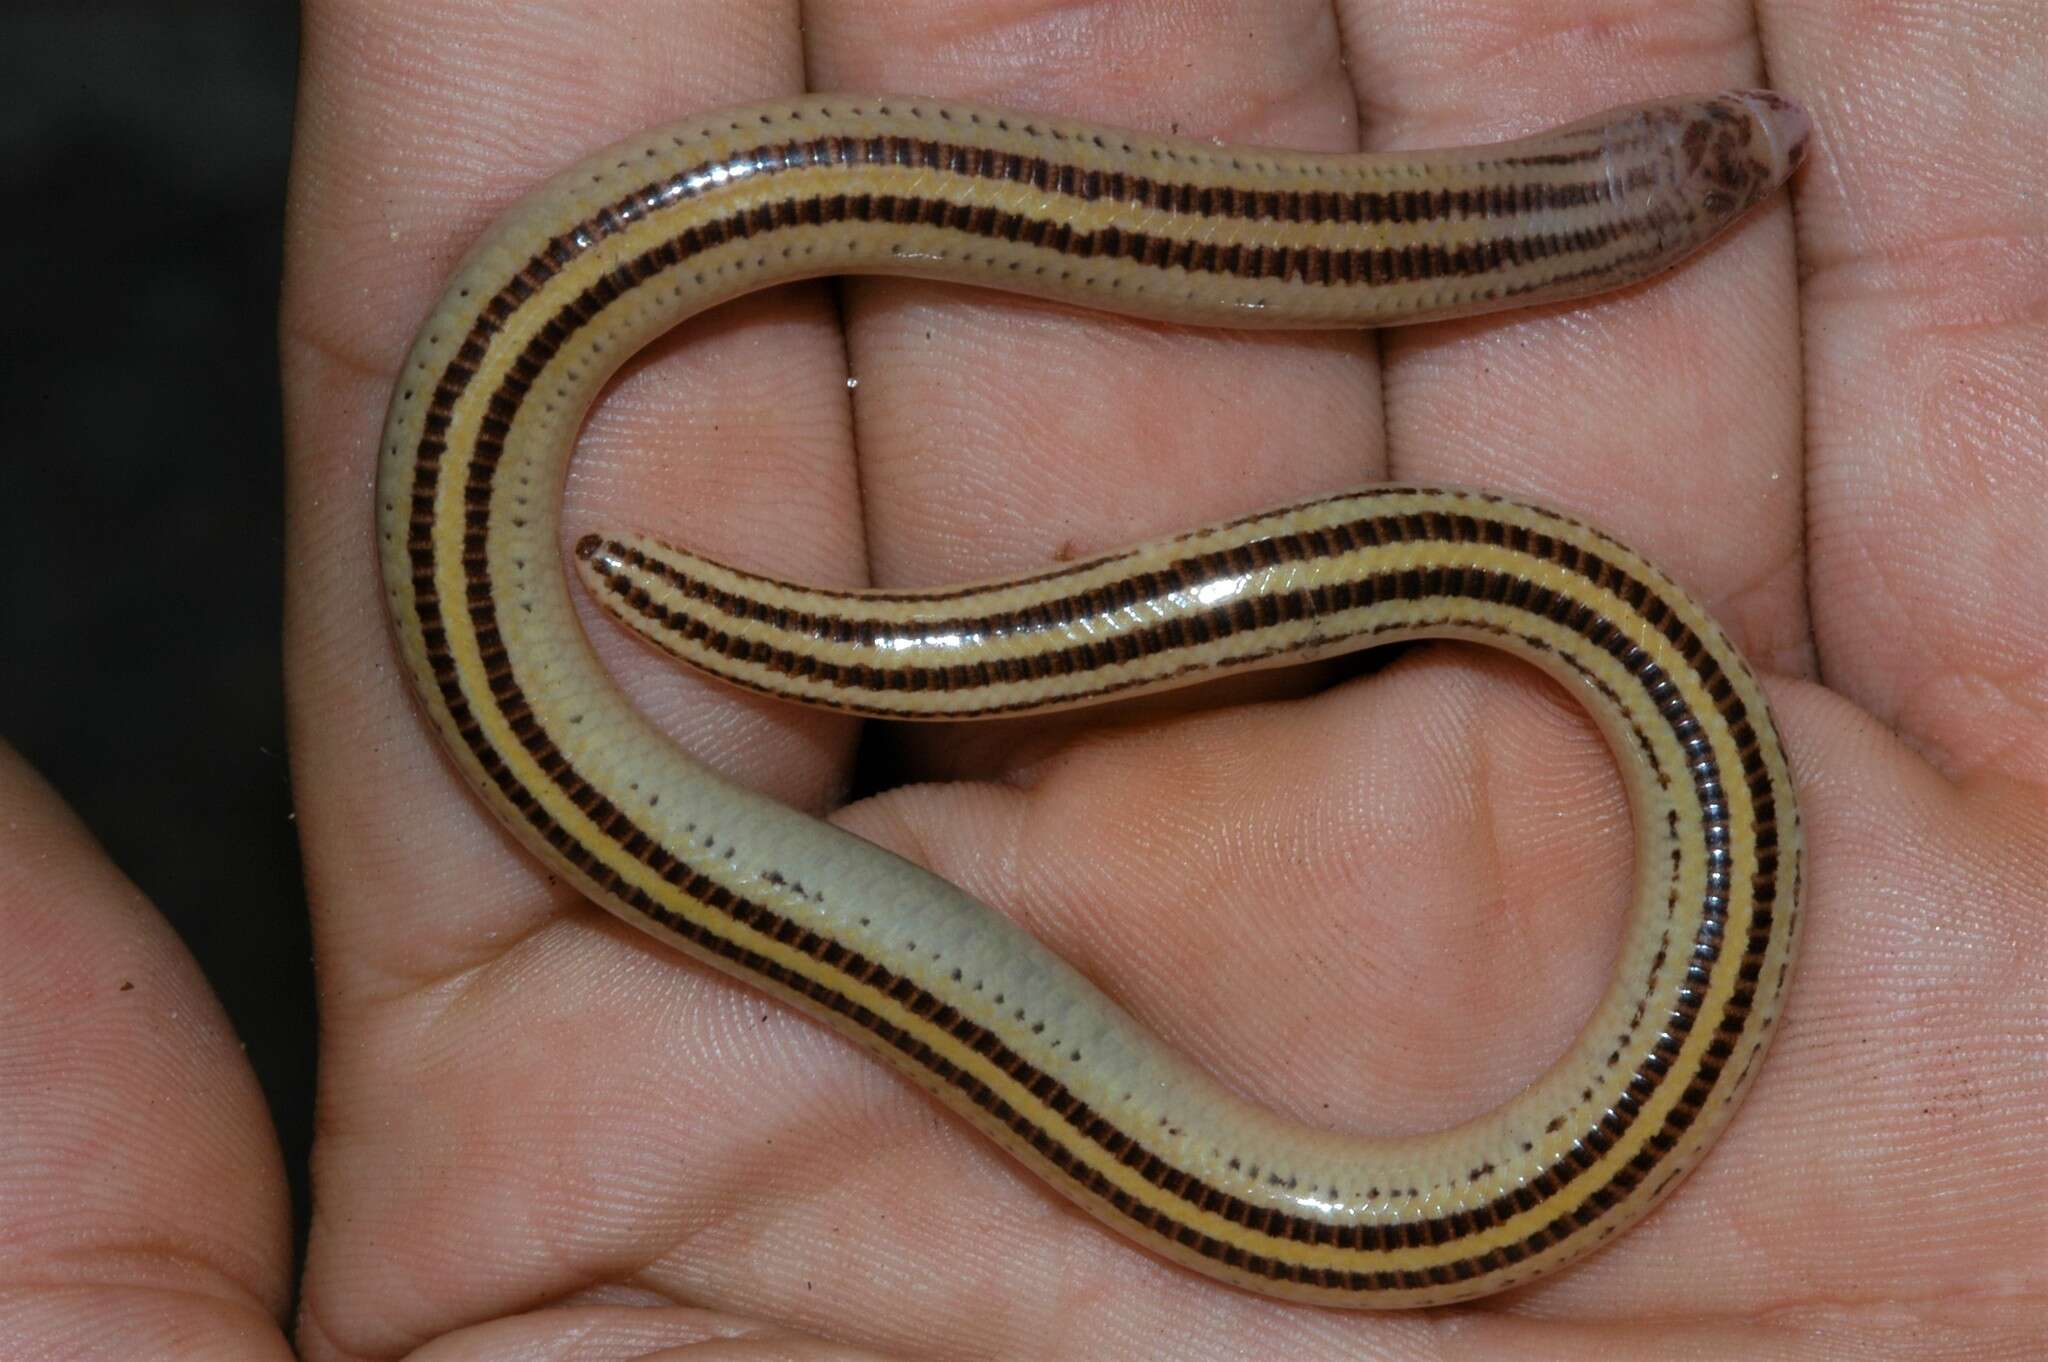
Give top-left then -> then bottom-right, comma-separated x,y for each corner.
279,0 -> 858,1350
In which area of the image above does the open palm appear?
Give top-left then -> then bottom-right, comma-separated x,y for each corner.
5,0 -> 2039,1357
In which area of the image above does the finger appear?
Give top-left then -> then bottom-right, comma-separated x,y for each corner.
1765,0 -> 2048,786
281,0 -> 848,969
1349,0 -> 1811,672
281,0 -> 830,1350
0,744 -> 292,1356
805,0 -> 1382,779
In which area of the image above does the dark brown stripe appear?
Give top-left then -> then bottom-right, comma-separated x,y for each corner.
585,504 -> 1717,690
805,184 -> 1650,290
719,127 -> 1635,229
450,125 -> 1677,326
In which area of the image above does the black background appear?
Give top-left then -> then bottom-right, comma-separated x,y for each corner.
3,5 -> 313,1240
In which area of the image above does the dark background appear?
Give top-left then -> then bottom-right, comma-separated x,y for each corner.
2,5 -> 312,1239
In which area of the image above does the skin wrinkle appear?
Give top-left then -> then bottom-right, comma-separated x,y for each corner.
1734,0 -> 1814,691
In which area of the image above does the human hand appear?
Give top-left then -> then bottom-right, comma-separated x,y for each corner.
16,0 -> 2044,1357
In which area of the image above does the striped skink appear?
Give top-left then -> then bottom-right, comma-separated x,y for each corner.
378,89 -> 1808,1305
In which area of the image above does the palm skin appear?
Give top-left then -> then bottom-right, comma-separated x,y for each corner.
2,0 -> 2041,1358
